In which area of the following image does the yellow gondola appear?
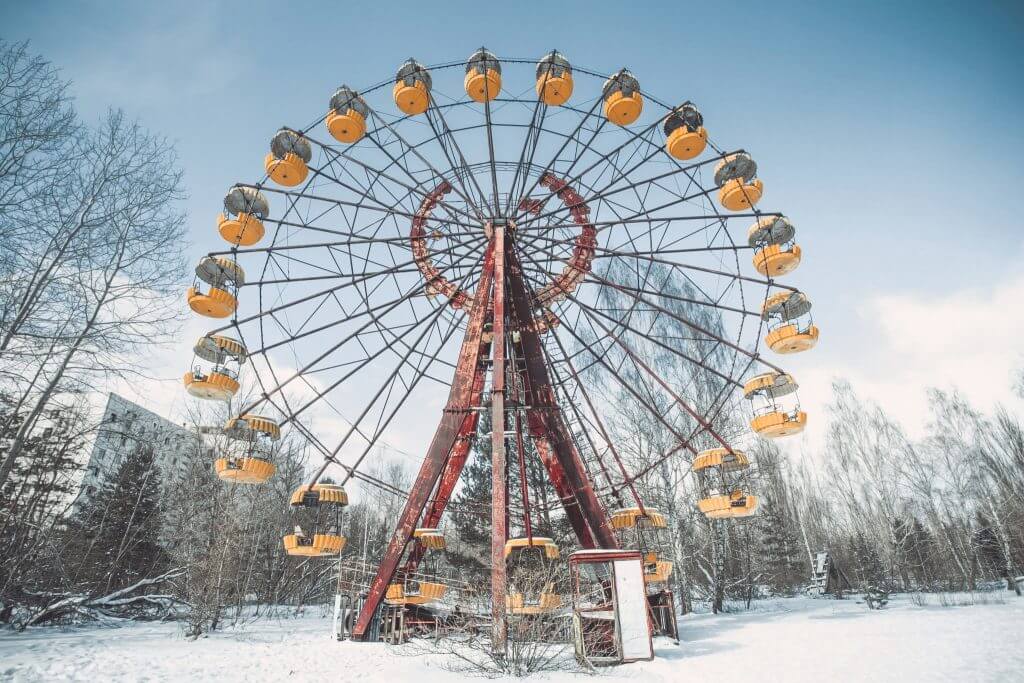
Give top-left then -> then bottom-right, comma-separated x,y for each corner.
602,70 -> 643,126
183,334 -> 246,402
715,152 -> 763,211
643,552 -> 674,584
385,581 -> 447,606
187,256 -> 244,319
762,290 -> 819,353
326,86 -> 369,144
691,447 -> 750,472
183,368 -> 239,401
264,129 -> 312,187
535,52 -> 573,106
507,586 -> 562,615
744,372 -> 807,438
609,507 -> 667,529
698,490 -> 760,519
413,528 -> 446,550
216,414 -> 282,484
464,49 -> 501,103
664,103 -> 707,160
504,536 -> 560,560
393,59 -> 432,116
283,483 -> 348,557
748,216 -> 801,276
218,186 -> 268,247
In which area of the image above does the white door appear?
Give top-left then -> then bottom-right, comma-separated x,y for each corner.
612,559 -> 653,661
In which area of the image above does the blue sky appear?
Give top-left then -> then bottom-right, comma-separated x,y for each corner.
5,0 -> 1024,446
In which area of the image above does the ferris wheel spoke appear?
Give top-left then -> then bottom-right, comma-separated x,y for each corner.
252,239 -> 487,429
242,184 -> 479,231
541,254 -> 781,373
543,299 -> 701,457
363,110 -> 490,222
325,291 -> 468,485
510,113 -> 663,224
517,152 -> 732,229
510,95 -> 608,217
557,287 -> 746,389
525,298 -> 646,508
504,92 -> 547,215
293,127 -> 482,225
618,352 -> 757,494
239,279 -> 458,423
252,380 -> 410,497
422,102 -> 493,216
212,233 -> 488,337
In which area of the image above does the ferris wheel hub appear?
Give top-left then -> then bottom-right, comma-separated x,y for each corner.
483,218 -> 515,239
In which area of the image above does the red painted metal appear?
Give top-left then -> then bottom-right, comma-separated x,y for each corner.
489,223 -> 508,653
504,239 -> 618,550
354,175 -> 618,640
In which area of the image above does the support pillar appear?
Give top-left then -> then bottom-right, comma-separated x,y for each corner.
489,223 -> 508,654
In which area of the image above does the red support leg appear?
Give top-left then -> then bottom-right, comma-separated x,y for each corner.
489,223 -> 508,653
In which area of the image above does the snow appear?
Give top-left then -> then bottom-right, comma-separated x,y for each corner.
2,595 -> 1023,682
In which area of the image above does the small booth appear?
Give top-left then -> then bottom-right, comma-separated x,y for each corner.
568,549 -> 654,667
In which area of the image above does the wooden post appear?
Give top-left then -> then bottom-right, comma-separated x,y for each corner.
490,223 -> 508,655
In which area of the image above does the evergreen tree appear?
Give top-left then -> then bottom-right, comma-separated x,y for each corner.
62,441 -> 167,592
849,533 -> 886,589
449,412 -> 492,578
758,496 -> 804,594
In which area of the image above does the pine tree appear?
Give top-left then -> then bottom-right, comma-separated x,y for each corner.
758,495 -> 803,594
449,412 -> 492,578
62,441 -> 167,592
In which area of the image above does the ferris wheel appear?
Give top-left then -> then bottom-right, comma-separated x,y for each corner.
181,49 -> 818,640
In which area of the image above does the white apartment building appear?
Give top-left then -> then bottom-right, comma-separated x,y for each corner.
73,393 -> 201,511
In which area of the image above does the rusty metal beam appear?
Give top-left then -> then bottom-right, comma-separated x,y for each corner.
489,223 -> 508,654
504,236 -> 618,550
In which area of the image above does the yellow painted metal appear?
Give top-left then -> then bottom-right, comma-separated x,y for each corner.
264,152 -> 309,187
393,81 -> 429,116
751,410 -> 807,438
217,212 -> 265,246
504,536 -> 559,560
464,68 -> 501,103
509,592 -> 561,615
289,482 -> 349,507
753,244 -> 802,277
214,456 -> 276,484
283,532 -> 347,557
698,491 -> 759,519
604,91 -> 643,126
187,286 -> 236,319
766,324 -> 819,354
643,559 -> 674,584
719,178 -> 764,211
609,507 -> 667,529
195,334 -> 246,361
691,447 -> 749,472
535,72 -> 573,106
761,291 -> 793,315
413,528 -> 446,550
183,370 -> 239,401
242,414 -> 281,440
326,109 -> 366,144
385,581 -> 446,605
742,371 -> 796,399
666,126 -> 707,160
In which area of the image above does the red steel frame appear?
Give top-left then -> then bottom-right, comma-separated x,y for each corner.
351,196 -> 618,643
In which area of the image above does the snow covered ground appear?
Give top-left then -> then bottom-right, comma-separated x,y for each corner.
2,594 -> 1022,682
